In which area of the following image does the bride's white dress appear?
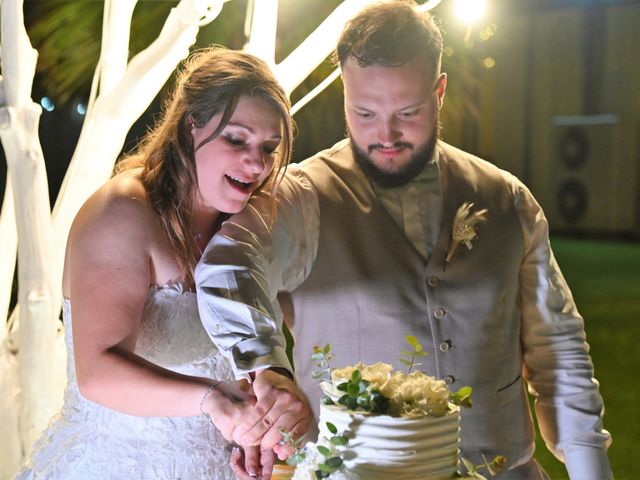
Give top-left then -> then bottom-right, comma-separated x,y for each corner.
15,284 -> 236,479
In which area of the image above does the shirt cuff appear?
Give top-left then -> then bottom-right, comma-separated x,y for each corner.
564,447 -> 612,480
223,337 -> 293,380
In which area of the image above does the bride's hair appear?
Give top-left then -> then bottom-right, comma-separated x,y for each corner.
117,46 -> 293,287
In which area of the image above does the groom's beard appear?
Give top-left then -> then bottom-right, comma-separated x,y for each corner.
350,120 -> 439,189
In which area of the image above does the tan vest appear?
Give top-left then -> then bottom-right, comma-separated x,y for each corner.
289,139 -> 538,472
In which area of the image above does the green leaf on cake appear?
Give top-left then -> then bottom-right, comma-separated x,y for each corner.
325,457 -> 344,468
311,345 -> 334,383
317,445 -> 331,457
458,454 -> 506,479
338,394 -> 358,410
406,335 -> 419,347
326,422 -> 337,435
330,435 -> 348,446
400,335 -> 430,373
310,352 -> 325,361
450,386 -> 473,408
358,380 -> 368,394
285,450 -> 307,466
347,382 -> 359,397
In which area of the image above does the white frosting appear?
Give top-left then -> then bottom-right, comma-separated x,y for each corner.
294,404 -> 460,480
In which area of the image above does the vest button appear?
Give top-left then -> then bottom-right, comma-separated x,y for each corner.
439,340 -> 452,352
434,307 -> 446,319
444,375 -> 455,385
427,276 -> 440,287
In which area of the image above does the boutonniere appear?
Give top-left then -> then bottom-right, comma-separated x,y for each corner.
445,202 -> 488,267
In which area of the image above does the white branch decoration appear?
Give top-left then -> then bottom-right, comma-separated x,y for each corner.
0,0 -> 61,465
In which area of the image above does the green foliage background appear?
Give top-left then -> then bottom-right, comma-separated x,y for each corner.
534,237 -> 639,479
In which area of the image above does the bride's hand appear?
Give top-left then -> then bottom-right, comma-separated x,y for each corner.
231,446 -> 276,480
201,380 -> 257,443
230,444 -> 276,480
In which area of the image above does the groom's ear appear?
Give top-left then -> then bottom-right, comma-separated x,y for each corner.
434,73 -> 447,110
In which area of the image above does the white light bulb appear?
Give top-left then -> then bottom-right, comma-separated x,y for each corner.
454,0 -> 486,24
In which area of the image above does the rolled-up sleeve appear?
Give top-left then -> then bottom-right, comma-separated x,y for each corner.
515,182 -> 612,479
195,166 -> 320,379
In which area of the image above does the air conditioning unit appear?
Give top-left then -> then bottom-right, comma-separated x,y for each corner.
546,115 -> 639,234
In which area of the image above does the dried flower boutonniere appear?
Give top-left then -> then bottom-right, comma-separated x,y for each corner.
445,202 -> 488,268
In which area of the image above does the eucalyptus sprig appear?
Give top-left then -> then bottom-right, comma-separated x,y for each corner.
280,428 -> 307,466
459,455 -> 507,479
282,421 -> 349,478
313,422 -> 349,478
449,385 -> 473,409
336,369 -> 389,415
311,344 -> 333,382
399,335 -> 429,373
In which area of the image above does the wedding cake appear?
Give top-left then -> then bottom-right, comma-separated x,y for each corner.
289,356 -> 465,480
315,403 -> 459,479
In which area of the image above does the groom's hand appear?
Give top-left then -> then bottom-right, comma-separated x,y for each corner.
236,368 -> 312,456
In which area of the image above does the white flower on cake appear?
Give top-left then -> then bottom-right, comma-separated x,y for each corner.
322,363 -> 451,417
383,370 -> 450,416
331,362 -> 392,388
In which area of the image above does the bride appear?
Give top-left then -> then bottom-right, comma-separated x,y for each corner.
15,47 -> 307,480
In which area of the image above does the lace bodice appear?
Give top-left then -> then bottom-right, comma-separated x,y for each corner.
16,285 -> 236,480
63,284 -> 235,390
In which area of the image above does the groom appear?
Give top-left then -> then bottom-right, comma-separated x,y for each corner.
196,1 -> 612,478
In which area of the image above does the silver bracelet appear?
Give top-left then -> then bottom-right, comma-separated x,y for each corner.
199,381 -> 222,416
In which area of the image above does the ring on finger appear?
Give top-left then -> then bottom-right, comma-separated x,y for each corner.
226,442 -> 241,452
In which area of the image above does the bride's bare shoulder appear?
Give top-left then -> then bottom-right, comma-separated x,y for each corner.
78,169 -> 150,220
69,168 -> 158,244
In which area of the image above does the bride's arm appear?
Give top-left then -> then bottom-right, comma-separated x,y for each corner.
66,179 -> 252,425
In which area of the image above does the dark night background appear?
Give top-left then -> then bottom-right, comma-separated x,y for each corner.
1,1 -> 639,478
4,0 -> 638,236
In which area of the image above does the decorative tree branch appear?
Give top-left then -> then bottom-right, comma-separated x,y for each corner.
0,180 -> 21,479
0,0 -> 62,457
243,0 -> 278,62
47,0 -> 224,360
274,0 -> 372,95
0,180 -> 17,327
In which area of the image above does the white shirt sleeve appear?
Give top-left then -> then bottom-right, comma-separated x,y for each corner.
195,166 -> 320,379
514,181 -> 612,480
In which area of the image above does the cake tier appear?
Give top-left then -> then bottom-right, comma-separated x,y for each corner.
318,403 -> 460,480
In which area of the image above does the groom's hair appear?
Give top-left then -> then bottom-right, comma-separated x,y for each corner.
335,0 -> 443,80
